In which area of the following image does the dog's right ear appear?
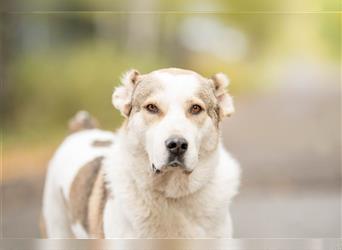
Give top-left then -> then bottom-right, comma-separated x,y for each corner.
210,72 -> 234,118
112,69 -> 140,117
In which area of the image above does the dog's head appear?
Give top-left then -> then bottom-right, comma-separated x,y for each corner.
113,68 -> 234,175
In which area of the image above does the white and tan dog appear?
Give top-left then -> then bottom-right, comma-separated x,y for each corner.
42,68 -> 240,238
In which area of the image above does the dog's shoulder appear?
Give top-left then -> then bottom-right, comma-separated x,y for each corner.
215,144 -> 241,199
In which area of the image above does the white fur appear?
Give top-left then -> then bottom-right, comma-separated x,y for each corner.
42,69 -> 241,238
70,223 -> 88,238
103,135 -> 239,237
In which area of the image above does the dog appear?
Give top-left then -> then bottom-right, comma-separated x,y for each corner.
42,68 -> 240,238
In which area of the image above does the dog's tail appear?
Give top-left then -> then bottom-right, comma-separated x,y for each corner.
68,110 -> 99,134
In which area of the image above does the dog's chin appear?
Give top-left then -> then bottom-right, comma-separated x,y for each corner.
151,160 -> 192,175
167,159 -> 185,168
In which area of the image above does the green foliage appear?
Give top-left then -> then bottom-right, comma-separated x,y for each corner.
5,41 -> 167,143
3,7 -> 340,146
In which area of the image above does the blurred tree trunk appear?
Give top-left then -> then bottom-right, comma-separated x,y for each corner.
124,0 -> 159,56
0,12 -> 10,124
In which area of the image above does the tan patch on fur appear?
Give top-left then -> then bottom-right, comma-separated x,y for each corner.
196,82 -> 221,126
210,73 -> 234,117
69,156 -> 104,232
133,77 -> 163,103
210,74 -> 222,91
87,168 -> 108,238
184,99 -> 207,127
92,140 -> 113,147
130,75 -> 164,116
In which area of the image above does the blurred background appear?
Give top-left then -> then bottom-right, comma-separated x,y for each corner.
1,0 -> 340,238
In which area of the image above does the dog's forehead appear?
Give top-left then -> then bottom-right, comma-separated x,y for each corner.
148,69 -> 208,97
150,68 -> 206,84
132,68 -> 213,106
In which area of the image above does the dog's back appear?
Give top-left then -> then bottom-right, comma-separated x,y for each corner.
42,111 -> 115,238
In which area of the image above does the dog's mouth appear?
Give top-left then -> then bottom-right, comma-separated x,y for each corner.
151,159 -> 189,175
167,159 -> 185,168
152,164 -> 161,174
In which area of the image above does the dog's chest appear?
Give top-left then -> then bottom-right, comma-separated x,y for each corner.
105,189 -> 223,238
140,198 -> 207,237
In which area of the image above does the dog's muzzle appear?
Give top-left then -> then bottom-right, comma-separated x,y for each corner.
151,136 -> 189,174
165,136 -> 188,168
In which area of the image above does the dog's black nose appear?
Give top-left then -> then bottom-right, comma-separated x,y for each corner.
165,136 -> 188,155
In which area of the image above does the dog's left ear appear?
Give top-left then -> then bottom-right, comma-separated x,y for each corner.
210,73 -> 234,118
112,69 -> 140,117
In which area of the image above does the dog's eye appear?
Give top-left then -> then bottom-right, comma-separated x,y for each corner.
145,104 -> 159,114
189,104 -> 203,115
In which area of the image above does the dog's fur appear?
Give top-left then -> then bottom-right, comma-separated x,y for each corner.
42,68 -> 240,238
